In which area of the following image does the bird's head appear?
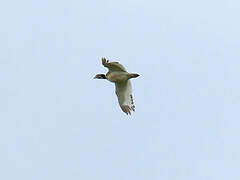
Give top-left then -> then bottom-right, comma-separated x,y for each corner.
93,74 -> 107,79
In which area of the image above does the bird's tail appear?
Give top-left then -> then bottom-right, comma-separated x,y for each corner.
128,73 -> 140,79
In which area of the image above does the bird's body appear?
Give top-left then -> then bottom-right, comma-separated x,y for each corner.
106,71 -> 129,83
94,58 -> 139,115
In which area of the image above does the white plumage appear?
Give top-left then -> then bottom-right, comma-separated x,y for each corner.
94,58 -> 140,115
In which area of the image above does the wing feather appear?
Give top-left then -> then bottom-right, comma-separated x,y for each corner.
102,58 -> 127,72
115,80 -> 135,115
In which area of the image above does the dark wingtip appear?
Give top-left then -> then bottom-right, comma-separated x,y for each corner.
94,74 -> 107,79
132,73 -> 140,78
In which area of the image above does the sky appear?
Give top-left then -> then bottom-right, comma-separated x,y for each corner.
1,0 -> 240,179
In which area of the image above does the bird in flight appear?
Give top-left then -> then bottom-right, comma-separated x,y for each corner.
94,58 -> 140,115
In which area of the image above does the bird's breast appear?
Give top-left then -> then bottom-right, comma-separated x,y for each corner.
106,72 -> 128,83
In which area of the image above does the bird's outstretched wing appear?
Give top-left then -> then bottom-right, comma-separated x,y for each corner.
115,80 -> 135,115
102,57 -> 127,72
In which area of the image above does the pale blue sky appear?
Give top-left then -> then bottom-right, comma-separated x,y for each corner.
1,0 -> 240,179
